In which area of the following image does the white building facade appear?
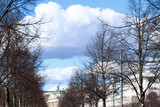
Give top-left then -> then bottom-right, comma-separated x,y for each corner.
84,72 -> 160,107
106,72 -> 160,107
44,72 -> 160,107
44,86 -> 64,107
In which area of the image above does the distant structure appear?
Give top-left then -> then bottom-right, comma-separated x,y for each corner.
105,72 -> 160,107
84,72 -> 160,107
44,72 -> 160,107
44,85 -> 65,107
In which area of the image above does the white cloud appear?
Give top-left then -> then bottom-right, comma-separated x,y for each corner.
25,2 -> 125,59
39,66 -> 77,91
33,2 -> 126,91
39,66 -> 77,84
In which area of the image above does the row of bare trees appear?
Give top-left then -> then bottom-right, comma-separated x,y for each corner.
59,25 -> 119,107
60,0 -> 160,107
0,0 -> 47,107
0,47 -> 47,107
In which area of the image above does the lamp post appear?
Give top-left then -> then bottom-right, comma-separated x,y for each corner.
120,50 -> 123,107
113,78 -> 115,107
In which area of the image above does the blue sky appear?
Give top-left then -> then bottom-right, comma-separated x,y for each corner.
28,0 -> 128,91
42,0 -> 128,13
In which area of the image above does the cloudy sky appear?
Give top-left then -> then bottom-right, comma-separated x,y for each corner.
28,0 -> 128,91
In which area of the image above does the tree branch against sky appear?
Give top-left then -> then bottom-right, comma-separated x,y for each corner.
103,0 -> 160,107
0,0 -> 47,107
0,0 -> 46,85
147,0 -> 160,10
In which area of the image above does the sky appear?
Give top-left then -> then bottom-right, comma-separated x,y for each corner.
27,0 -> 128,91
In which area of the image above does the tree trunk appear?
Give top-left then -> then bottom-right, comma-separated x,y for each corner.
95,101 -> 98,107
5,56 -> 10,107
13,94 -> 16,107
22,96 -> 25,107
5,87 -> 10,107
138,20 -> 145,107
140,92 -> 145,107
19,98 -> 22,107
81,103 -> 84,107
103,99 -> 106,107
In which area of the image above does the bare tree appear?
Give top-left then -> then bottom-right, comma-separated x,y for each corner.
0,0 -> 44,86
0,1 -> 47,107
0,47 -> 47,107
103,0 -> 160,107
78,25 -> 118,107
59,76 -> 86,107
147,0 -> 160,10
0,0 -> 39,22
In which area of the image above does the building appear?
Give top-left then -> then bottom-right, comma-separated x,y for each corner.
83,72 -> 160,107
105,72 -> 160,107
44,72 -> 160,107
44,86 -> 64,107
